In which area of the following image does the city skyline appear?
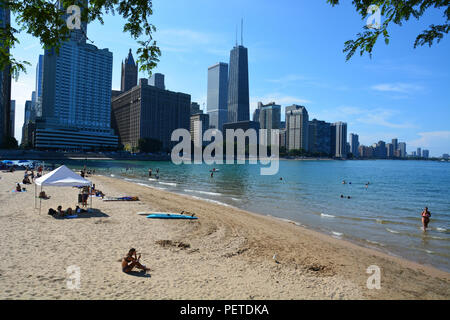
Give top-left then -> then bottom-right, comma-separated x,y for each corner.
8,0 -> 450,156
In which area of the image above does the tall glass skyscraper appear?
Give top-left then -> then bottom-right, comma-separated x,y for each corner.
207,62 -> 228,131
227,45 -> 249,123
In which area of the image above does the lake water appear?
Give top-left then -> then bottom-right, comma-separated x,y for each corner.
58,159 -> 450,272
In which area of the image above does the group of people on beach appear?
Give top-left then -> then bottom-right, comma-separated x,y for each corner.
48,205 -> 87,218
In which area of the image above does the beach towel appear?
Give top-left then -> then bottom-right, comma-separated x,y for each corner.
103,196 -> 139,201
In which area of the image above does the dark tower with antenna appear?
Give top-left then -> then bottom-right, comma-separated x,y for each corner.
227,19 -> 249,123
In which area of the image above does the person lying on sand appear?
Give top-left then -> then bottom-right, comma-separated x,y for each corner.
122,248 -> 151,273
75,206 -> 87,214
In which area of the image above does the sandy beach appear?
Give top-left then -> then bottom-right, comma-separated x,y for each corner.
0,170 -> 449,300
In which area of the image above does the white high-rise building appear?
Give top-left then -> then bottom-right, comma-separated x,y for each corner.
286,105 -> 309,151
35,3 -> 117,150
331,122 -> 347,158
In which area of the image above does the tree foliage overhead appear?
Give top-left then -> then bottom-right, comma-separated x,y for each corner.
0,0 -> 161,79
327,0 -> 450,60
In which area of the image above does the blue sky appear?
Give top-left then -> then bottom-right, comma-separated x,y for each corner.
11,0 -> 450,156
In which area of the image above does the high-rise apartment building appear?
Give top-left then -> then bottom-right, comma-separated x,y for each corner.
349,133 -> 359,157
417,148 -> 422,158
190,113 -> 210,146
35,3 -> 117,150
121,49 -> 138,92
207,62 -> 228,131
111,78 -> 190,151
308,119 -> 331,155
398,142 -> 407,158
258,102 -> 281,146
331,122 -> 347,158
422,149 -> 430,159
286,105 -> 309,151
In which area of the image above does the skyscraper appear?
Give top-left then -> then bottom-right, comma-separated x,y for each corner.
308,119 -> 331,155
149,73 -> 165,90
111,78 -> 190,151
331,122 -> 347,158
227,43 -> 249,123
349,133 -> 359,157
398,142 -> 407,158
121,49 -> 138,92
35,55 -> 43,118
417,148 -> 422,158
0,5 -> 11,146
207,62 -> 228,130
422,149 -> 430,159
286,105 -> 309,151
35,2 -> 117,150
9,100 -> 14,137
392,138 -> 398,155
258,102 -> 281,146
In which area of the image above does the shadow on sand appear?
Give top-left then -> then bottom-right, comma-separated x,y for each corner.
126,270 -> 151,278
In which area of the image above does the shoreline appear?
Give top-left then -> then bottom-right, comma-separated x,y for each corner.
106,173 -> 450,277
0,171 -> 449,299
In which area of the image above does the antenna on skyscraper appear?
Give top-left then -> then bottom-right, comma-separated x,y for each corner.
235,24 -> 238,46
241,18 -> 243,45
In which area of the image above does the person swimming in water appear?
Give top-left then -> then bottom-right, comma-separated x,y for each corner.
421,207 -> 431,231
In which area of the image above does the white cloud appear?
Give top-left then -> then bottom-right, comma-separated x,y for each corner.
408,131 -> 450,156
370,83 -> 425,94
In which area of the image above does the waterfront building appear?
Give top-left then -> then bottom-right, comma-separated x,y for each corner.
417,148 -> 422,158
422,149 -> 430,159
331,122 -> 347,158
35,3 -> 117,150
308,119 -> 331,155
111,78 -> 190,151
190,113 -> 210,146
349,133 -> 360,157
386,143 -> 394,158
258,102 -> 281,146
398,142 -> 407,158
286,105 -> 309,151
207,62 -> 228,131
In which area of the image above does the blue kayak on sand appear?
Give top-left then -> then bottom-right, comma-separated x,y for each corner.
146,213 -> 198,220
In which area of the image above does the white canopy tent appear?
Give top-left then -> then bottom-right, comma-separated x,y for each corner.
34,165 -> 92,213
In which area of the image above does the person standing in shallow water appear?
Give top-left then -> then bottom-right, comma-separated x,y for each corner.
421,207 -> 431,231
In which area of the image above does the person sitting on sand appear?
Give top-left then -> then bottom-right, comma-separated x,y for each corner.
16,183 -> 22,192
39,190 -> 50,199
421,207 -> 431,231
121,248 -> 151,273
56,205 -> 72,217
